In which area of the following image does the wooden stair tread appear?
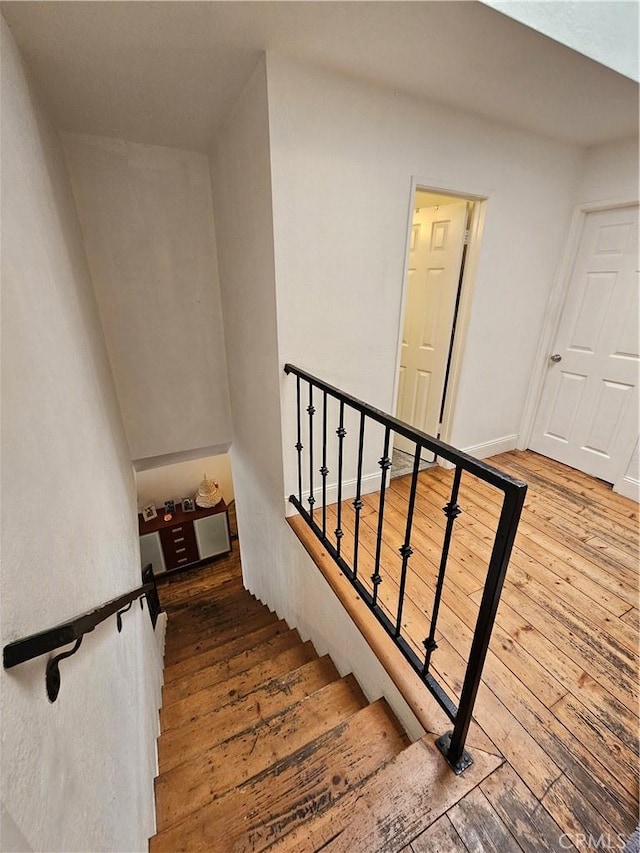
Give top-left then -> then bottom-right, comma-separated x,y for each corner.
161,584 -> 245,613
162,619 -> 290,683
163,576 -> 246,604
166,586 -> 257,617
164,593 -> 267,640
160,641 -> 318,731
150,699 -> 408,852
160,574 -> 243,605
157,656 -> 341,773
163,598 -> 269,649
166,592 -> 259,625
154,674 -> 369,833
163,608 -> 279,666
270,739 -> 503,853
162,628 -> 303,705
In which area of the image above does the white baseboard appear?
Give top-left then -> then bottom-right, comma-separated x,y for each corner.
613,476 -> 640,502
461,434 -> 520,461
286,435 -> 519,505
285,471 -> 383,516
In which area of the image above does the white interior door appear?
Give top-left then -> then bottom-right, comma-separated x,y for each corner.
530,205 -> 639,483
395,201 -> 468,454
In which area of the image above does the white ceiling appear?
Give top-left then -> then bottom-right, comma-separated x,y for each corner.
2,1 -> 638,153
484,0 -> 639,82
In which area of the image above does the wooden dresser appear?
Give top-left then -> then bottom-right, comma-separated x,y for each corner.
138,500 -> 230,575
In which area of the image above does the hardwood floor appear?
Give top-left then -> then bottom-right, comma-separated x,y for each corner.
324,449 -> 638,852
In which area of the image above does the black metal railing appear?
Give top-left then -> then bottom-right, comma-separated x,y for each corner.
284,364 -> 526,774
3,564 -> 161,702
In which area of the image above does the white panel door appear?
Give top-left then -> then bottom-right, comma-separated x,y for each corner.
395,202 -> 467,454
530,205 -> 639,483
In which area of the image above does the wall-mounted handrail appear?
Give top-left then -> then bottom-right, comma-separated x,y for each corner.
284,363 -> 526,774
3,564 -> 161,701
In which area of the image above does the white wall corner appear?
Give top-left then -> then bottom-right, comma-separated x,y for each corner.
284,471 -> 383,515
613,476 -> 640,503
462,434 -> 520,461
614,439 -> 639,502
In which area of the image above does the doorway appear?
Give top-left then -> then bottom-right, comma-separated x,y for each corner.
393,186 -> 480,468
529,203 -> 639,484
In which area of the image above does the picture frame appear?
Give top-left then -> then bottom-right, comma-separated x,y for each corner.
182,497 -> 195,512
164,500 -> 176,515
142,503 -> 157,522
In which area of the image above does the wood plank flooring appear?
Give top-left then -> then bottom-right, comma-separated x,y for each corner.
321,449 -> 638,852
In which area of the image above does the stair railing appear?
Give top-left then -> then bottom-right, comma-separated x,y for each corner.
284,364 -> 526,774
2,564 -> 161,702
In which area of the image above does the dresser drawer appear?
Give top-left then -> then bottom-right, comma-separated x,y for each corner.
159,522 -> 197,551
159,522 -> 199,569
163,542 -> 199,570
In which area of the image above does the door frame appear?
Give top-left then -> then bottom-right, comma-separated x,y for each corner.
519,198 -> 639,466
392,176 -> 488,450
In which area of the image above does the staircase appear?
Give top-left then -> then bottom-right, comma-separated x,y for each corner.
150,557 -> 501,852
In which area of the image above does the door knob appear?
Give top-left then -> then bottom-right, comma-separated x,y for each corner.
550,354 -> 562,363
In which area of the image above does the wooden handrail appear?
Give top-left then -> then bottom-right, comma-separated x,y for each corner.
3,565 -> 160,701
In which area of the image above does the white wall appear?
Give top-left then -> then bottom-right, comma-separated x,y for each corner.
63,133 -> 232,464
266,55 -> 583,488
577,136 -> 639,204
210,58 -> 287,610
1,18 -> 163,851
210,61 -> 431,740
135,452 -> 234,511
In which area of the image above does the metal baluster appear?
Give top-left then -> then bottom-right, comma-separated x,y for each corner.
307,383 -> 316,519
320,390 -> 329,539
295,376 -> 303,504
335,401 -> 346,556
372,426 -> 392,607
422,466 -> 462,674
352,412 -> 366,579
395,443 -> 421,637
437,482 -> 526,774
